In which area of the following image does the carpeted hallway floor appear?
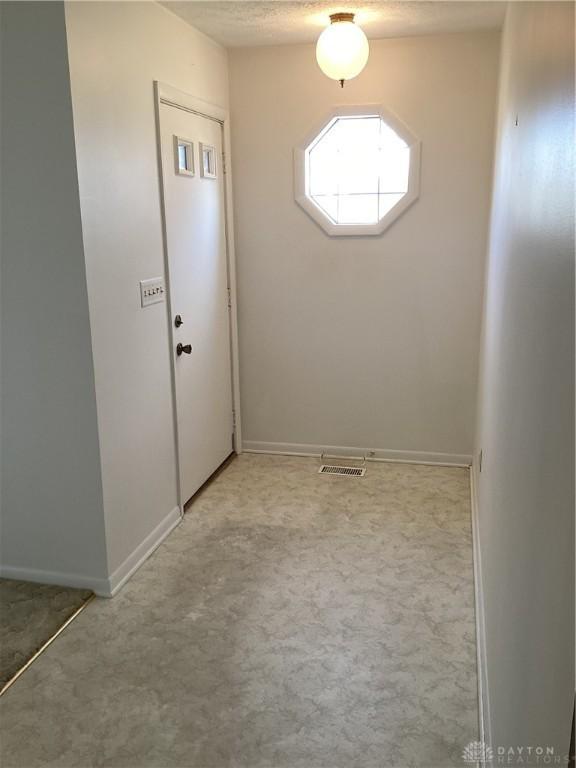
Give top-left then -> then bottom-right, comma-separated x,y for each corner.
0,454 -> 478,768
0,580 -> 93,692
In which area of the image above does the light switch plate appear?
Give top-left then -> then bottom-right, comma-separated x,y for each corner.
140,277 -> 165,307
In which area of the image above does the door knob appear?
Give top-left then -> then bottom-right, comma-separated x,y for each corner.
174,314 -> 183,328
176,343 -> 192,356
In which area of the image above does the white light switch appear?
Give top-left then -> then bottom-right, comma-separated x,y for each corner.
140,277 -> 165,307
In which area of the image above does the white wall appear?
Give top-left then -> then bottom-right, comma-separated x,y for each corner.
229,31 -> 500,461
474,1 -> 574,754
0,2 -> 108,587
64,1 -> 230,579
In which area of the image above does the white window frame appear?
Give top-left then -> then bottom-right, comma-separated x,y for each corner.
174,135 -> 195,177
199,142 -> 218,179
294,104 -> 421,236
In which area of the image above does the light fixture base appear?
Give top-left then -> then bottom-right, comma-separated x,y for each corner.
329,12 -> 355,23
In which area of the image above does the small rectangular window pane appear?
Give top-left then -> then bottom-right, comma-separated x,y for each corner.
174,136 -> 194,176
337,154 -> 379,195
308,145 -> 338,195
312,194 -> 338,223
337,194 -> 379,225
378,193 -> 405,219
379,146 -> 410,193
178,144 -> 188,171
200,143 -> 217,179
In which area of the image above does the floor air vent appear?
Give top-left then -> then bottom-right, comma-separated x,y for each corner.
318,465 -> 366,477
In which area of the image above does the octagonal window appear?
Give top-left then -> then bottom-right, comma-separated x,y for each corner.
294,106 -> 420,236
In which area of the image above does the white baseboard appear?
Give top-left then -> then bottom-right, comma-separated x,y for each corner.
105,505 -> 181,597
470,464 -> 492,764
0,506 -> 182,599
242,440 -> 472,468
0,564 -> 110,596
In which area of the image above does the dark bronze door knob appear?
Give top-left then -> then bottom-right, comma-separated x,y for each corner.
176,343 -> 192,356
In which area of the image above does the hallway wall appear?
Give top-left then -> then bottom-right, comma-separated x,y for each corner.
229,31 -> 500,461
474,1 -> 574,754
0,2 -> 108,587
64,2 -> 230,581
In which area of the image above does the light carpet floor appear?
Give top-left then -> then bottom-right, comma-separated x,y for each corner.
0,579 -> 92,691
0,454 -> 478,768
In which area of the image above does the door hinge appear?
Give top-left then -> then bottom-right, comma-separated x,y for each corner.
227,288 -> 232,308
222,151 -> 227,175
232,409 -> 237,431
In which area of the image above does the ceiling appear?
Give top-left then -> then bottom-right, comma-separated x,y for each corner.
161,1 -> 505,48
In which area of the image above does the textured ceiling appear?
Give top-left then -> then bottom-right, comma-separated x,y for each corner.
161,1 -> 505,48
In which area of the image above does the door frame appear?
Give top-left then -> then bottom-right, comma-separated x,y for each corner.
154,81 -> 242,511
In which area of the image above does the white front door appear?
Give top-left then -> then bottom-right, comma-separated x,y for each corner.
160,102 -> 234,504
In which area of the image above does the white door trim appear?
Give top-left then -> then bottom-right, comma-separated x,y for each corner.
154,81 -> 242,513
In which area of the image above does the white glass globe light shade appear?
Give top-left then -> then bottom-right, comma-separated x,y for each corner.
316,16 -> 369,84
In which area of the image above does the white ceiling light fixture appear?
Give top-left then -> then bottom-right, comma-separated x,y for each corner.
316,12 -> 369,88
